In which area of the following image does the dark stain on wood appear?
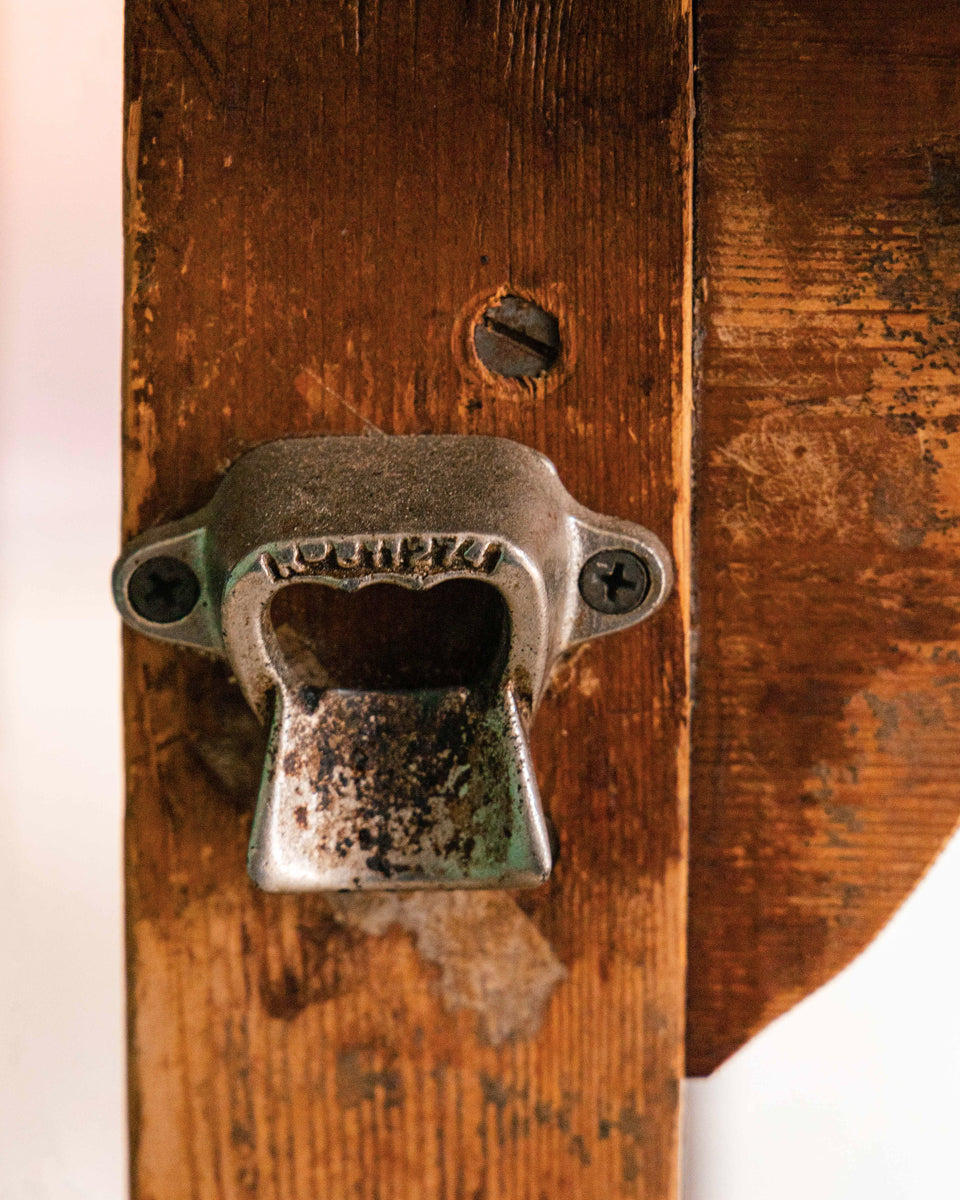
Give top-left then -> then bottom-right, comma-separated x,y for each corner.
336,1047 -> 405,1110
259,911 -> 363,1019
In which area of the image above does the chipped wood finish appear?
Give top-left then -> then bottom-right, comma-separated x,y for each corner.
688,0 -> 960,1073
123,2 -> 692,1197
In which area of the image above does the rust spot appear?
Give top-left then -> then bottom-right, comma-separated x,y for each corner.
270,685 -> 536,884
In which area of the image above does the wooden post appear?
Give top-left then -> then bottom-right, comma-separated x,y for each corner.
688,0 -> 960,1075
122,2 -> 693,1197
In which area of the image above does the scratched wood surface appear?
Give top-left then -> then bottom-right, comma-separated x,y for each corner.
122,2 -> 692,1197
688,0 -> 960,1073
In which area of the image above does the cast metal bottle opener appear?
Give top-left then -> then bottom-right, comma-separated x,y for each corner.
113,436 -> 672,892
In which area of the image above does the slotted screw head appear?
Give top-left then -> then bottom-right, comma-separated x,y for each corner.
473,295 -> 561,378
127,556 -> 201,624
578,550 -> 651,615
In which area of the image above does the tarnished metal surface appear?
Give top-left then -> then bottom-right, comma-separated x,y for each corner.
253,687 -> 545,890
114,436 -> 672,891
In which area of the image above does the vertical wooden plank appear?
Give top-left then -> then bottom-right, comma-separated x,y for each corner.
123,1 -> 692,1196
689,0 -> 960,1073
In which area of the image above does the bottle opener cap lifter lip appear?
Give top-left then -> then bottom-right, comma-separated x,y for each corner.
113,435 -> 672,892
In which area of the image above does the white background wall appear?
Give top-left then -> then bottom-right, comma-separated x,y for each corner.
1,3 -> 958,1197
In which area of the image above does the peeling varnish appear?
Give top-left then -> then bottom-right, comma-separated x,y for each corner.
329,891 -> 566,1045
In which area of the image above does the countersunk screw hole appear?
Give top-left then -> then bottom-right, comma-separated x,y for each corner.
473,295 -> 560,379
128,556 -> 201,624
579,550 -> 651,615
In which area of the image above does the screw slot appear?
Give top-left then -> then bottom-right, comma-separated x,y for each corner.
473,295 -> 560,379
128,556 -> 201,624
578,550 -> 651,615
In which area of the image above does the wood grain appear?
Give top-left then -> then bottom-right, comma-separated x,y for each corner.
122,2 -> 692,1197
688,0 -> 960,1074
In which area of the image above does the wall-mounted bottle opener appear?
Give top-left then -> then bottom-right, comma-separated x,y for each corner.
113,436 -> 671,892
